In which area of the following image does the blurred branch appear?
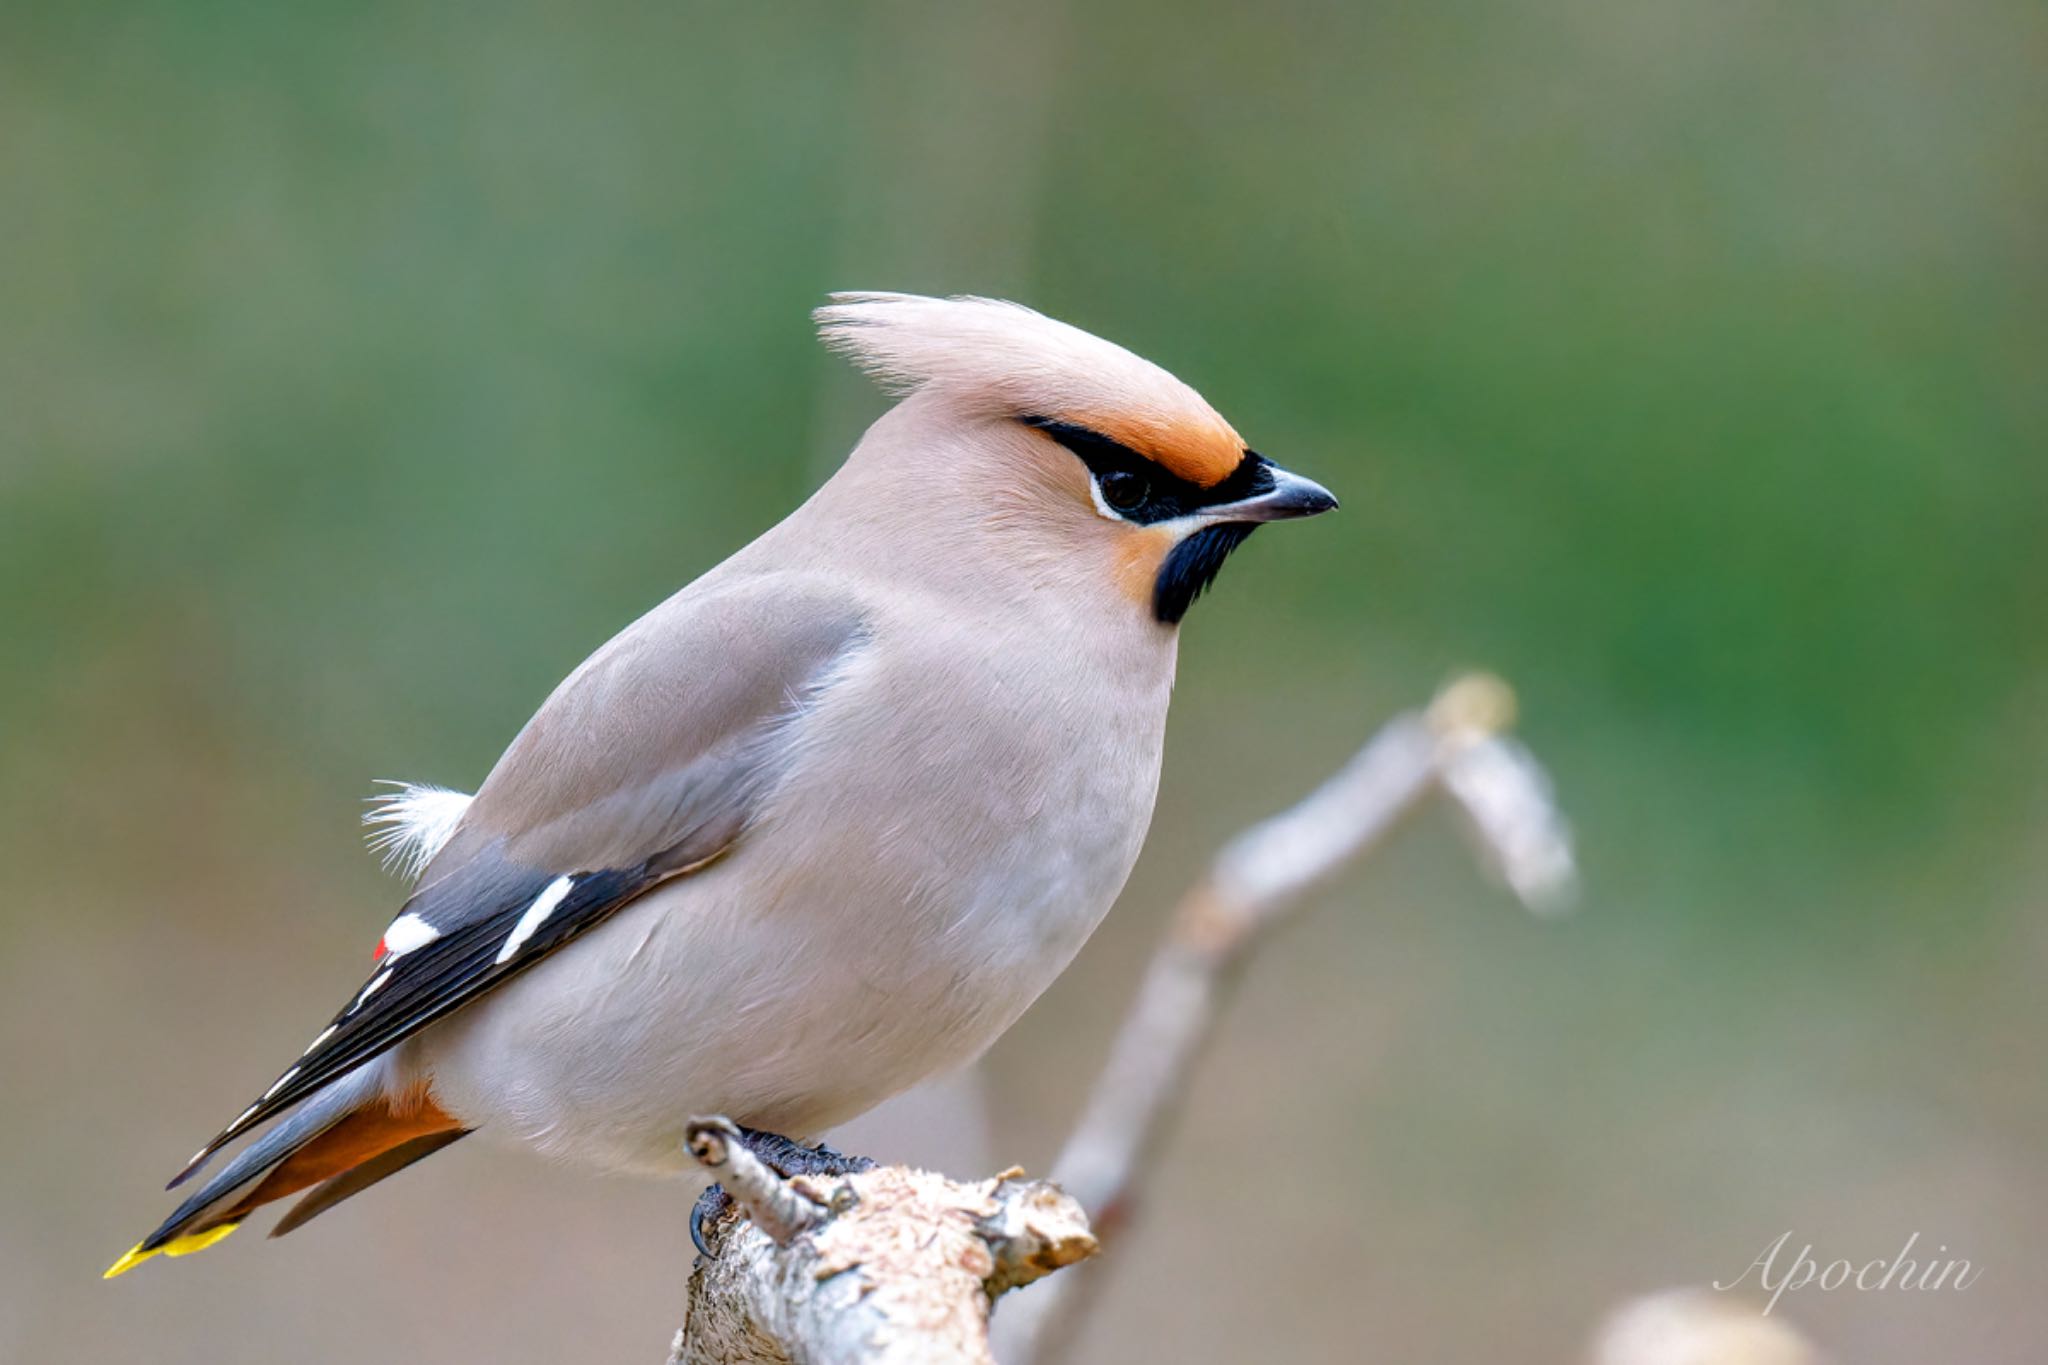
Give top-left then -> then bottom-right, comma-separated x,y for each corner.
1589,1288 -> 1821,1365
669,1119 -> 1095,1365
669,673 -> 1573,1363
993,673 -> 1576,1364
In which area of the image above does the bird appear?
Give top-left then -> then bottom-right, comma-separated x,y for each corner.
105,291 -> 1336,1277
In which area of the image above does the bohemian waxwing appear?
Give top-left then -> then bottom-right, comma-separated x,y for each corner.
108,292 -> 1336,1276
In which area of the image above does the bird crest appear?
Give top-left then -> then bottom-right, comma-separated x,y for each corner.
815,292 -> 1247,488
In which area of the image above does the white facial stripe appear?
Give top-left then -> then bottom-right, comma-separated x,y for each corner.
1154,510 -> 1223,535
380,911 -> 441,957
496,875 -> 576,966
1087,474 -> 1129,524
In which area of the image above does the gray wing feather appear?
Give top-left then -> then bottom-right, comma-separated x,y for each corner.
449,577 -> 875,873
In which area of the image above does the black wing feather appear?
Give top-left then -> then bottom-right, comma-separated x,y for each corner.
168,861 -> 654,1188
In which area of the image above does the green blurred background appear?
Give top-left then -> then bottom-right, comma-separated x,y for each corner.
3,1 -> 2043,1359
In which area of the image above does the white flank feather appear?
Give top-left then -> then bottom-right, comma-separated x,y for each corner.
363,782 -> 473,882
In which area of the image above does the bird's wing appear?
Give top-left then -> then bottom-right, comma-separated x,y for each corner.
170,576 -> 872,1188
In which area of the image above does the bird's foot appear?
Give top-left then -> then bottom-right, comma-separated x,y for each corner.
689,1127 -> 878,1257
734,1127 -> 878,1182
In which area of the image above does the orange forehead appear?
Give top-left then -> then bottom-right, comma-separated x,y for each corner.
1063,407 -> 1246,487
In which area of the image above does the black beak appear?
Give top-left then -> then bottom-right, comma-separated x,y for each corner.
1204,462 -> 1338,523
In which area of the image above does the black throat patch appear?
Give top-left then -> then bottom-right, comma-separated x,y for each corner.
1154,523 -> 1258,624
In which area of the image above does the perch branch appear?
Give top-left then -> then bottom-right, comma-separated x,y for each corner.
993,672 -> 1577,1364
670,1123 -> 1095,1365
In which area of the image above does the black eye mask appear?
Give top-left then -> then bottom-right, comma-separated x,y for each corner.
1019,416 -> 1275,525
1017,416 -> 1273,623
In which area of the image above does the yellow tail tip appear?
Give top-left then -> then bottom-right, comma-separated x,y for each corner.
103,1221 -> 242,1279
103,1243 -> 154,1279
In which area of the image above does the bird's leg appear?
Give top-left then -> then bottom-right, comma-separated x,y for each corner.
689,1126 -> 879,1256
734,1126 -> 879,1181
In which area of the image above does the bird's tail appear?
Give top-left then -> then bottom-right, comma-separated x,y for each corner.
105,1061 -> 467,1278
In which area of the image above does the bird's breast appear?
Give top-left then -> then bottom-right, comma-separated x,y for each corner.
770,606 -> 1173,965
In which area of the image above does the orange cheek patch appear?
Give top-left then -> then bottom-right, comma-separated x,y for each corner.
1069,407 -> 1244,488
1112,527 -> 1177,608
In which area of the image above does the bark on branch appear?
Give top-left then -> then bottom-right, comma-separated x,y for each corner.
670,1118 -> 1095,1365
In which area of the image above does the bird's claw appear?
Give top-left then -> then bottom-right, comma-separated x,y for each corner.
689,1182 -> 732,1258
688,1127 -> 878,1258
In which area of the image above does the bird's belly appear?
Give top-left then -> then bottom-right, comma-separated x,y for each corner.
421,770 -> 1151,1176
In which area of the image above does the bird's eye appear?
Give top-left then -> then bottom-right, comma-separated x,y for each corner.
1099,469 -> 1148,514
